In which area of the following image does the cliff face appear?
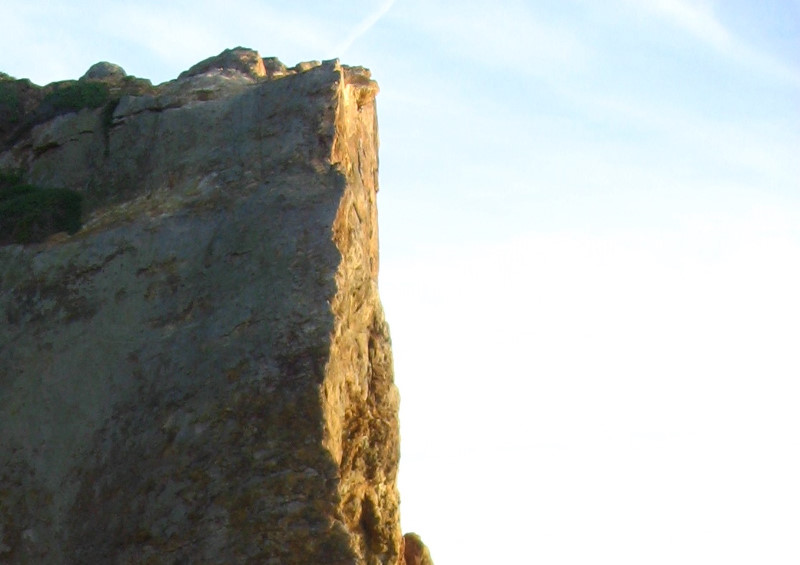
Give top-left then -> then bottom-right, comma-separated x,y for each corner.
0,48 -> 403,564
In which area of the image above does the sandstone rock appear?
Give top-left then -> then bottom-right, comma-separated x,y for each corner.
0,49 -> 403,564
179,46 -> 267,80
403,533 -> 434,565
294,60 -> 323,73
262,56 -> 288,78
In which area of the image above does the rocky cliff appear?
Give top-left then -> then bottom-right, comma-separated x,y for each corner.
0,47 -> 419,564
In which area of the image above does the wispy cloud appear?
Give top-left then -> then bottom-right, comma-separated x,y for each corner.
624,0 -> 800,86
560,83 -> 800,191
400,0 -> 590,78
330,0 -> 396,57
637,0 -> 731,50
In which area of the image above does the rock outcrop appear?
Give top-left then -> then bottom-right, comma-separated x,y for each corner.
403,533 -> 435,565
0,48 -> 410,564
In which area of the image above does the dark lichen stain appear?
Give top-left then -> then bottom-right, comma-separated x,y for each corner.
7,274 -> 96,324
6,249 -> 132,325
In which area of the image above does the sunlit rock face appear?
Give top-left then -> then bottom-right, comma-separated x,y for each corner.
0,48 -> 404,564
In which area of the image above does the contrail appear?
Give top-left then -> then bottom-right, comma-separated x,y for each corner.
332,0 -> 397,56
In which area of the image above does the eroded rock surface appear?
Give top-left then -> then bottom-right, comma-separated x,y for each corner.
403,533 -> 435,565
0,48 -> 404,564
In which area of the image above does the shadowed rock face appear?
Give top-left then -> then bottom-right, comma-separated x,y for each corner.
0,48 -> 405,564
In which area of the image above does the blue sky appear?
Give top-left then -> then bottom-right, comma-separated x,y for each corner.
2,1 -> 799,563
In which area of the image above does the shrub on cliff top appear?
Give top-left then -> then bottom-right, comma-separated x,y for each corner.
41,81 -> 110,113
0,82 -> 19,104
0,82 -> 23,126
0,178 -> 83,245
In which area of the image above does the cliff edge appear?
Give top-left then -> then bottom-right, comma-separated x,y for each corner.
0,47 -> 421,564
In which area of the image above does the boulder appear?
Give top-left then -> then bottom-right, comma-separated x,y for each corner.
179,46 -> 267,80
403,533 -> 435,565
80,62 -> 127,81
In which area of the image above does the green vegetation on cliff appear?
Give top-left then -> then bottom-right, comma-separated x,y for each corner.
42,81 -> 111,113
0,80 -> 23,125
0,170 -> 83,244
0,168 -> 22,186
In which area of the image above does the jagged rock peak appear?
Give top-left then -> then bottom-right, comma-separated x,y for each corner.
262,55 -> 288,78
174,48 -> 341,83
179,46 -> 267,80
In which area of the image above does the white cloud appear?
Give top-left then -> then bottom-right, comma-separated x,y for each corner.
556,83 -> 800,191
397,0 -> 590,76
636,0 -> 731,50
623,0 -> 800,86
330,0 -> 396,57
